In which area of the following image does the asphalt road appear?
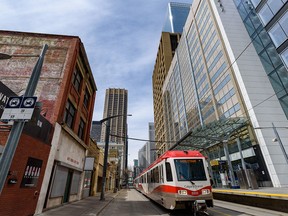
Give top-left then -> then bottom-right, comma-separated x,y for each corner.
99,189 -> 288,216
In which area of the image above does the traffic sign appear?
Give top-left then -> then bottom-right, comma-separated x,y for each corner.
1,96 -> 37,120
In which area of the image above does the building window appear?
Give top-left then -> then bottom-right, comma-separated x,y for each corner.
259,4 -> 274,25
258,0 -> 285,26
268,12 -> 288,47
281,48 -> 288,68
250,0 -> 260,8
63,100 -> 76,128
83,88 -> 90,108
78,118 -> 85,139
72,67 -> 82,92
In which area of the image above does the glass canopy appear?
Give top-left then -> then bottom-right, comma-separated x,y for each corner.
170,117 -> 248,151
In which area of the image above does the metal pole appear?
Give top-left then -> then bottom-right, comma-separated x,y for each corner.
203,149 -> 213,179
236,138 -> 251,188
0,44 -> 48,194
223,140 -> 237,188
99,114 -> 131,199
272,123 -> 288,164
100,118 -> 110,201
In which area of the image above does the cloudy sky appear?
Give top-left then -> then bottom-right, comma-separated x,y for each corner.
0,0 -> 191,166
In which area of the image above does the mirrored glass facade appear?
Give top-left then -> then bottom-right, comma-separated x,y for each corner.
162,2 -> 192,33
162,0 -> 246,147
234,0 -> 288,118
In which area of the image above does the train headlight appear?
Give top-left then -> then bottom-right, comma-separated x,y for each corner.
178,190 -> 187,195
201,189 -> 210,195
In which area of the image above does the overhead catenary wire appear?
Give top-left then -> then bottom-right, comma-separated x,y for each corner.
99,28 -> 288,145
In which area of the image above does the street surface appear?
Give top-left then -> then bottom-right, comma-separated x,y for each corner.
99,189 -> 288,216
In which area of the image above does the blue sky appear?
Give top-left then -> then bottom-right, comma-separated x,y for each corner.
0,0 -> 192,166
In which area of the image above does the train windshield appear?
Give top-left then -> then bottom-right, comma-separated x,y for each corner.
174,159 -> 207,181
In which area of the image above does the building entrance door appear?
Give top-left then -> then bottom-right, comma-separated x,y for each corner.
63,170 -> 73,203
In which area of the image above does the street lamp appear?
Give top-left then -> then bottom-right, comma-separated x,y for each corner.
99,114 -> 131,201
0,44 -> 48,193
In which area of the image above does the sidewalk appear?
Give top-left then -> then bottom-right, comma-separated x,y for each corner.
36,191 -> 119,216
36,187 -> 288,215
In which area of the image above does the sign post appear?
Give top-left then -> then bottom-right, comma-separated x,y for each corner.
0,44 -> 48,194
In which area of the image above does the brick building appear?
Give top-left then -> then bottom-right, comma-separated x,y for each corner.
0,81 -> 53,216
0,30 -> 97,215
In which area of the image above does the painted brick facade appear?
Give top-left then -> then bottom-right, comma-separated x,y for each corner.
0,127 -> 52,216
0,30 -> 97,215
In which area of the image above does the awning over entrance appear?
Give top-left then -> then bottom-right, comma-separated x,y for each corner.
169,117 -> 248,151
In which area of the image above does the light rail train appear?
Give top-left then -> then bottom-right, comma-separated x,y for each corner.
134,150 -> 213,214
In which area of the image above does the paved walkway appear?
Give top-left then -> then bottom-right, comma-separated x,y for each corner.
36,187 -> 288,215
36,191 -> 119,216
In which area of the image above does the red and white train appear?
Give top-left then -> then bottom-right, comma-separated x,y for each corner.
134,150 -> 213,213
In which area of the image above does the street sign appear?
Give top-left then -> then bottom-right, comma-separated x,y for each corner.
0,96 -> 37,120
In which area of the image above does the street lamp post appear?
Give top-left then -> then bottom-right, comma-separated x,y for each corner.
0,44 -> 48,194
99,114 -> 131,201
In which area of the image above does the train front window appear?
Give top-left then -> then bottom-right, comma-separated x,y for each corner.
175,159 -> 207,181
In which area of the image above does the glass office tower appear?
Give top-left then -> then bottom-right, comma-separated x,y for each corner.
161,0 -> 288,187
233,0 -> 288,118
162,2 -> 192,33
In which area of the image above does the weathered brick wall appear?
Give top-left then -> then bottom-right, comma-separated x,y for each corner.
0,31 -> 78,124
0,132 -> 50,216
0,31 -> 96,145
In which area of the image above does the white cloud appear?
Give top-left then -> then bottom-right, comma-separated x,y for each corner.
0,0 -> 192,167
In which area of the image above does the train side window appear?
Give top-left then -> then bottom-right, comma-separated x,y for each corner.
160,165 -> 164,183
155,166 -> 159,183
148,171 -> 151,183
165,162 -> 173,182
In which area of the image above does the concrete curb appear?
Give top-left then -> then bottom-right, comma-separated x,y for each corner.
96,192 -> 119,216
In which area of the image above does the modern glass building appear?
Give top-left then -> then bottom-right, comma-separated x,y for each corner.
161,0 -> 288,187
153,2 -> 192,155
234,0 -> 288,118
152,33 -> 181,155
90,121 -> 102,143
162,2 -> 192,33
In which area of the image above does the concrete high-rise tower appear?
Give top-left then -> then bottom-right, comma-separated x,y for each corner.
100,88 -> 128,177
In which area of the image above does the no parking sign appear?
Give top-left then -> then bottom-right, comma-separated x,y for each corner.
1,96 -> 37,120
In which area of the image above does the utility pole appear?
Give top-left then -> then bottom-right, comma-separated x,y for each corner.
99,114 -> 131,201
